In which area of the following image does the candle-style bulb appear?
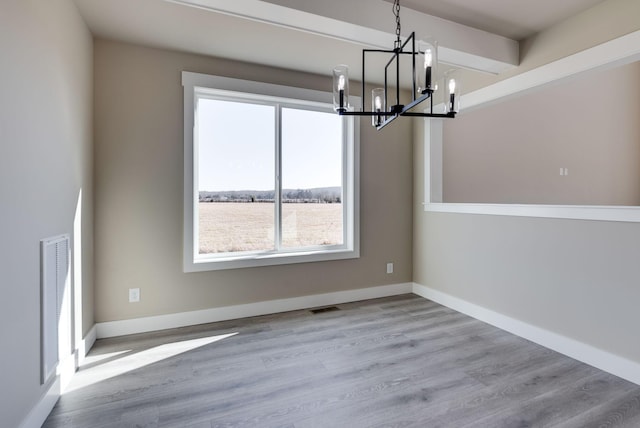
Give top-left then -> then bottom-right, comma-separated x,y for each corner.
447,77 -> 458,113
372,87 -> 385,127
374,96 -> 382,110
424,48 -> 433,68
333,65 -> 349,112
422,46 -> 434,93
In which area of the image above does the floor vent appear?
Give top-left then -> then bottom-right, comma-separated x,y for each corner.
310,306 -> 340,314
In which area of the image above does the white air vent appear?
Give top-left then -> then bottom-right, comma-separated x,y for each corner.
40,234 -> 70,385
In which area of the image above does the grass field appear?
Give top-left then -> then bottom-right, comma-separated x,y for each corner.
198,202 -> 343,254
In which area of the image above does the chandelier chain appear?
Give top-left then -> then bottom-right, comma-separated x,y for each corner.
394,0 -> 401,50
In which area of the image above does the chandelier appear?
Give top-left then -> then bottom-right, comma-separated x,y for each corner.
333,0 -> 460,129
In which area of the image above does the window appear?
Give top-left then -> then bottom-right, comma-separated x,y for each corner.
182,72 -> 359,271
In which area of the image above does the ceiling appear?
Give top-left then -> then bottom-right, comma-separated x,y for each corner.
72,0 -> 607,80
391,0 -> 607,40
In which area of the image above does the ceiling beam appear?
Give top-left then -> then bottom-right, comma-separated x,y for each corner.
167,0 -> 519,74
460,29 -> 640,112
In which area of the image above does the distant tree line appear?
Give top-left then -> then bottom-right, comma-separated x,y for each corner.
199,187 -> 341,203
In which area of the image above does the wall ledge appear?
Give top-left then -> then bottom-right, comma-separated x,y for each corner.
424,202 -> 640,223
412,282 -> 640,386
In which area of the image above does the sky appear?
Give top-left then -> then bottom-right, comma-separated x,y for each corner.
197,98 -> 343,192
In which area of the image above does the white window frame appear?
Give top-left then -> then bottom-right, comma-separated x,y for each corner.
182,72 -> 360,272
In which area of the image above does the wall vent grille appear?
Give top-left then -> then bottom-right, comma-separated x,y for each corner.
40,234 -> 70,385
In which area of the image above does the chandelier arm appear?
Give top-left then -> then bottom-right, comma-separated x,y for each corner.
338,112 -> 455,118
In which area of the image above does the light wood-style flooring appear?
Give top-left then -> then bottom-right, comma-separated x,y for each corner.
43,294 -> 640,427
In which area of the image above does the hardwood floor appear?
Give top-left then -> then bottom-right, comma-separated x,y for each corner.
43,294 -> 640,427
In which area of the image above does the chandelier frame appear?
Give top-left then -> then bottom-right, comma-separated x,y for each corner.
333,0 -> 459,129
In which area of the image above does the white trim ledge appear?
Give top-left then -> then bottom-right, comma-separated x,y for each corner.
96,283 -> 413,338
412,282 -> 640,386
424,202 -> 640,223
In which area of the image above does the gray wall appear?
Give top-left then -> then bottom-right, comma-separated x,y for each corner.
415,113 -> 640,364
414,0 -> 640,368
443,61 -> 640,205
413,195 -> 640,363
93,40 -> 413,323
0,1 -> 93,427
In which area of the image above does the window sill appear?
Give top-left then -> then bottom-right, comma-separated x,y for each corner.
185,247 -> 359,272
424,202 -> 640,223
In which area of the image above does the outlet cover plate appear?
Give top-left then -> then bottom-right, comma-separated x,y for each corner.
129,288 -> 140,303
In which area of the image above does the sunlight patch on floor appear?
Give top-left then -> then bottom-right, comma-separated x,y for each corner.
65,332 -> 238,393
81,349 -> 131,367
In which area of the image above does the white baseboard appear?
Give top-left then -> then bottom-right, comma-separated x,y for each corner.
79,325 -> 97,365
18,378 -> 60,428
19,326 -> 98,428
412,282 -> 640,386
96,283 -> 413,338
26,282 -> 640,428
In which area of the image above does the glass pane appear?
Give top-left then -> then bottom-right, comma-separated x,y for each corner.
281,108 -> 343,248
197,98 -> 275,254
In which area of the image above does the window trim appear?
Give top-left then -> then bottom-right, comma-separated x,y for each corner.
182,72 -> 360,272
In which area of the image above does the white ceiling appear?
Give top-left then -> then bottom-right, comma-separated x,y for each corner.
72,0 -> 607,80
73,0 -> 366,77
394,0 -> 607,40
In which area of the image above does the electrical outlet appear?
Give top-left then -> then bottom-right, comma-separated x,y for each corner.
386,263 -> 394,274
129,288 -> 140,303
